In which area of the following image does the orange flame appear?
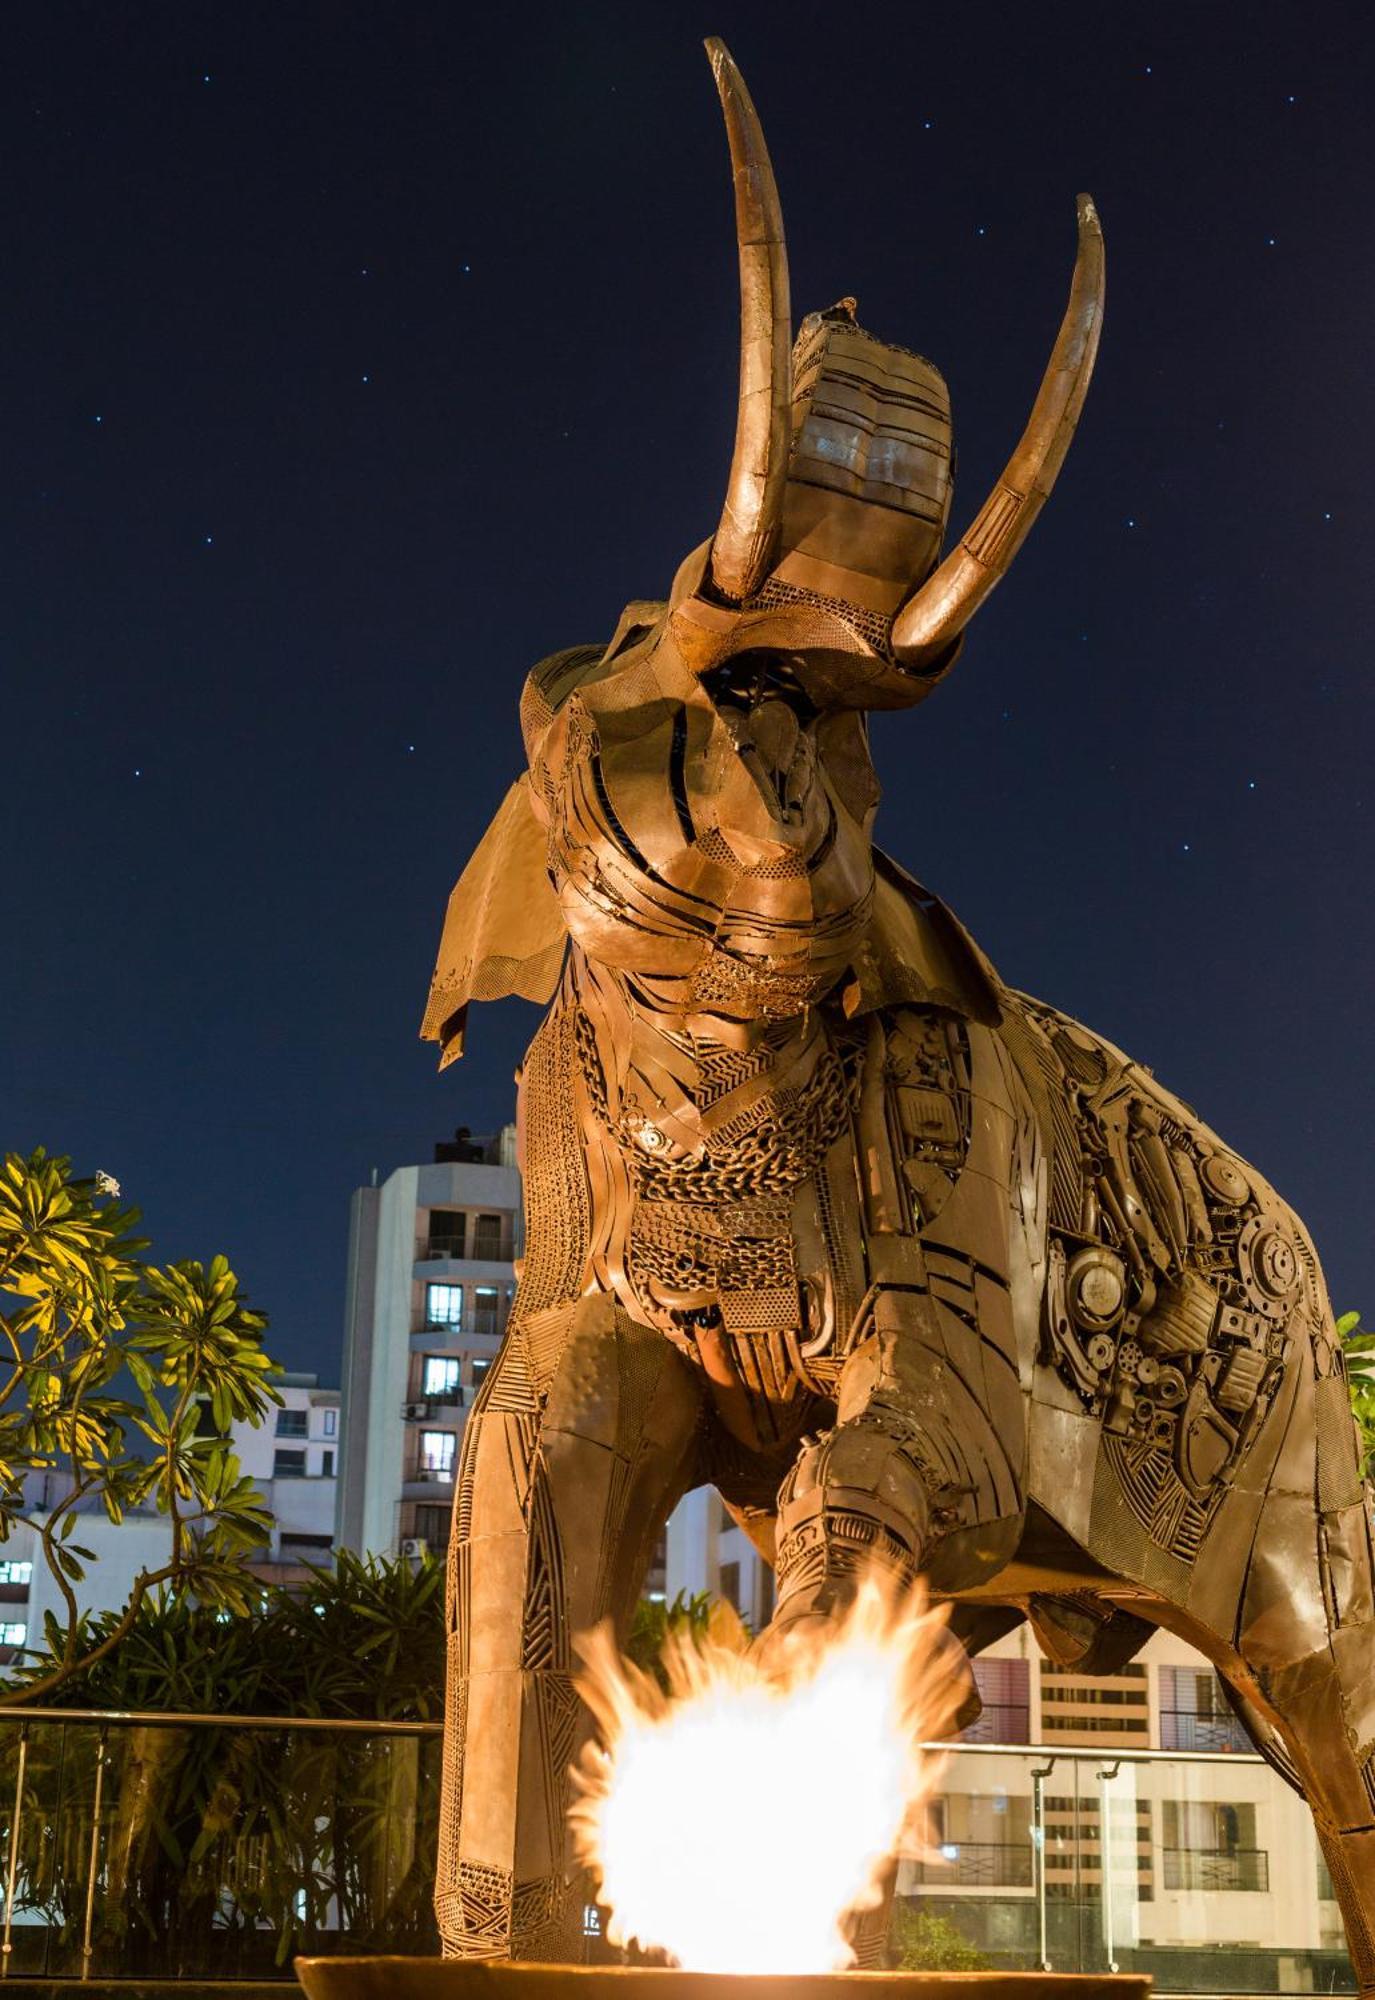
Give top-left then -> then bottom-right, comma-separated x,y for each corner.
570,1577 -> 963,1974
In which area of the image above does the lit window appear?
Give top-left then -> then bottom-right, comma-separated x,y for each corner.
322,1408 -> 337,1437
470,1357 -> 492,1389
275,1408 -> 308,1438
0,1623 -> 26,1647
0,1562 -> 33,1586
423,1355 -> 461,1399
273,1449 -> 307,1478
420,1431 -> 456,1480
426,1283 -> 464,1328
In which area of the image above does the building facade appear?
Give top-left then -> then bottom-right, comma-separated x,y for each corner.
238,1371 -> 341,1584
336,1128 -> 521,1562
0,1371 -> 340,1655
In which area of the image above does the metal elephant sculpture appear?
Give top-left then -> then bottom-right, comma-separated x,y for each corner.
422,40 -> 1375,1980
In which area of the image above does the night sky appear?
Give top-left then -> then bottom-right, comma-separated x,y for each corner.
4,2 -> 1372,1384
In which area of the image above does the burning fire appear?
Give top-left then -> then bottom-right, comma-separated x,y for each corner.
570,1577 -> 964,1974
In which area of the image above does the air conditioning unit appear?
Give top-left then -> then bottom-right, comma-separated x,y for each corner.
401,1401 -> 429,1420
400,1538 -> 429,1560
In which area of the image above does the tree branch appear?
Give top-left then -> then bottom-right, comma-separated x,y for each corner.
0,1561 -> 182,1708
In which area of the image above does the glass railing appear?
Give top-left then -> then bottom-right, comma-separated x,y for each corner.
0,1709 -> 442,1979
899,1740 -> 1351,1992
0,1717 -> 1353,1987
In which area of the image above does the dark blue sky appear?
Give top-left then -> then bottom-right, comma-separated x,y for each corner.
4,0 -> 1372,1382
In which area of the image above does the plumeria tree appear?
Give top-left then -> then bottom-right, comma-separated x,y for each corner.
0,1148 -> 280,1703
1340,1310 -> 1375,1480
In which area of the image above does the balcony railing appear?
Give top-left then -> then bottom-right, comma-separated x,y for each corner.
1162,1846 -> 1270,1892
1158,1707 -> 1252,1753
419,1317 -> 505,1339
907,1839 -> 1035,1888
418,1239 -> 512,1265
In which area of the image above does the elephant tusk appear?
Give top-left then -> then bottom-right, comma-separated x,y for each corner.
704,37 -> 793,605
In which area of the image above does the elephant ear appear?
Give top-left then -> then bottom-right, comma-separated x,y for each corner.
420,777 -> 566,1069
846,849 -> 1004,1025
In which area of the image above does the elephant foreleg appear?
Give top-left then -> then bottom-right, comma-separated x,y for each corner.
767,1280 -> 1025,1643
758,1280 -> 1025,1966
437,1297 -> 703,1962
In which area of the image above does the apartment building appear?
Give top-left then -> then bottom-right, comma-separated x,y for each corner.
0,1371 -> 340,1651
336,1127 -> 521,1561
899,1616 -> 1341,1971
235,1371 -> 341,1584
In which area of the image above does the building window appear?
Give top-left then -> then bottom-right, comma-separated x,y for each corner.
427,1211 -> 466,1259
0,1623 -> 26,1648
1158,1665 -> 1251,1753
719,1560 -> 741,1613
470,1357 -> 492,1390
473,1286 -> 501,1336
1161,1798 -> 1266,1890
423,1355 -> 462,1399
420,1431 -> 456,1481
956,1657 -> 1032,1744
275,1408 -> 308,1438
322,1450 -> 335,1477
425,1282 -> 464,1328
280,1532 -> 332,1563
473,1213 -> 503,1258
415,1503 -> 452,1554
322,1408 -> 337,1437
273,1449 -> 307,1478
0,1562 -> 33,1586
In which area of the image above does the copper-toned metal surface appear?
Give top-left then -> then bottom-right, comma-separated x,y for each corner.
704,38 -> 792,607
296,1964 -> 1150,2000
420,35 -> 1375,1993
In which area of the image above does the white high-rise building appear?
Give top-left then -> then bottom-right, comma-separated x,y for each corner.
336,1127 -> 521,1561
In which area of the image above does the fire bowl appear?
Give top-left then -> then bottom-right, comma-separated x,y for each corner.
294,1961 -> 1150,2000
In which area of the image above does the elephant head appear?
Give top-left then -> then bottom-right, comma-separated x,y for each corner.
423,40 -> 1103,1061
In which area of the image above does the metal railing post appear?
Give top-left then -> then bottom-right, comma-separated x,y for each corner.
1098,1760 -> 1121,1973
1031,1758 -> 1056,1972
80,1725 -> 107,1982
1,1723 -> 29,1978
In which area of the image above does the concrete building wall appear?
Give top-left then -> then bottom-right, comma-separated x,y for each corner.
23,1516 -> 174,1638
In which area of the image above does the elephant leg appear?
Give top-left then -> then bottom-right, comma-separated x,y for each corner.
1218,1485 -> 1375,1995
766,1281 -> 1025,1646
759,1283 -> 1024,1968
437,1296 -> 704,1962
